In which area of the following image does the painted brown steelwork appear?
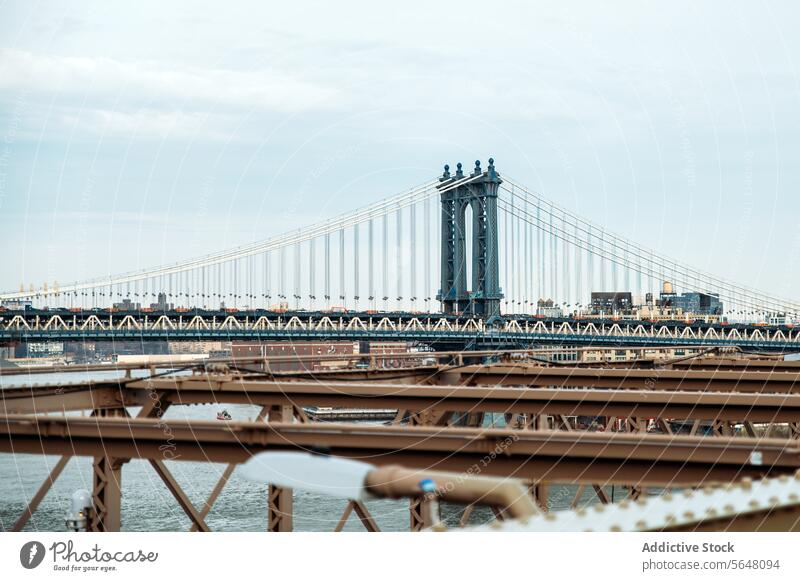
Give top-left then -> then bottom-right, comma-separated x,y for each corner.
2,414 -> 799,486
454,365 -> 800,393
5,376 -> 800,423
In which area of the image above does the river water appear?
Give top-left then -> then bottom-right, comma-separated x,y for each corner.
0,370 -> 609,532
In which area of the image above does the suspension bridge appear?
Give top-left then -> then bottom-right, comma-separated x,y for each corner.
2,159 -> 799,351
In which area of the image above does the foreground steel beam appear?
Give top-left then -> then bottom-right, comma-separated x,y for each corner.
2,414 -> 799,486
137,378 -> 800,423
671,357 -> 800,372
456,365 -> 800,393
7,377 -> 800,424
0,384 -> 129,415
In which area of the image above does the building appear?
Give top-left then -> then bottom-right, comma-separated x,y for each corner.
21,342 -> 65,358
231,340 -> 416,372
149,292 -> 173,311
659,281 -> 723,316
764,313 -> 795,326
580,347 -> 705,364
536,299 -> 563,317
590,292 -> 633,315
113,298 -> 141,311
0,299 -> 32,309
169,341 -> 228,355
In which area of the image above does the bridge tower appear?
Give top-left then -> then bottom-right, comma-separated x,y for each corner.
437,158 -> 503,319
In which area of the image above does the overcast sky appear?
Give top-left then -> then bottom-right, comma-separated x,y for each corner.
1,1 -> 799,298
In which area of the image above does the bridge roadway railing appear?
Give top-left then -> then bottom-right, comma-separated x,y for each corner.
2,310 -> 800,350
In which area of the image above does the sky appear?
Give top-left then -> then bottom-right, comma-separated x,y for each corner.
1,0 -> 799,299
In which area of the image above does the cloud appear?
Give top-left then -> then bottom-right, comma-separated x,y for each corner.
57,108 -> 226,140
0,48 -> 342,114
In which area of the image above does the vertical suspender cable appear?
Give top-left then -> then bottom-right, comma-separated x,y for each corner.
563,214 -> 569,310
309,238 -> 315,308
518,193 -> 524,311
265,251 -> 271,306
599,230 -> 605,292
636,250 -> 642,301
510,193 -> 515,311
339,228 -> 345,305
504,201 -> 509,311
537,205 -> 543,305
587,226 -> 594,301
435,194 -> 441,312
611,239 -> 618,293
280,247 -> 286,302
575,223 -> 581,310
294,242 -> 300,309
523,188 -> 530,312
353,223 -> 360,310
324,233 -> 330,308
424,196 -> 431,311
233,260 -> 238,308
382,213 -> 388,310
624,242 -> 630,299
396,205 -> 402,310
368,219 -> 374,309
547,217 -> 553,305
410,202 -> 416,307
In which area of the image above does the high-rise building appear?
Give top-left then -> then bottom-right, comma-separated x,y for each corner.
659,287 -> 723,316
590,292 -> 633,315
